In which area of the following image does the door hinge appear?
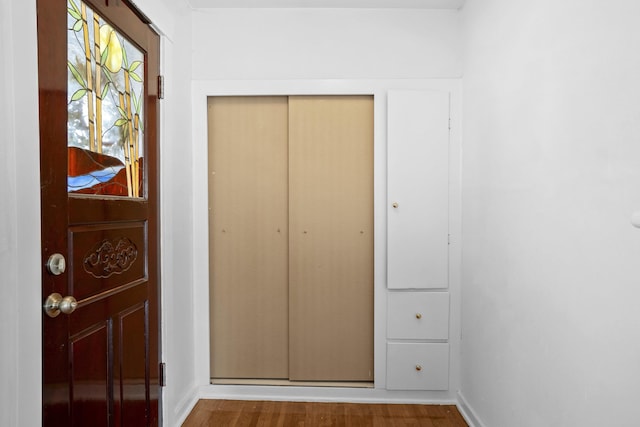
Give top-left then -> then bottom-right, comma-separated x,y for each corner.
448,234 -> 450,245
158,75 -> 164,100
448,117 -> 451,130
159,362 -> 166,387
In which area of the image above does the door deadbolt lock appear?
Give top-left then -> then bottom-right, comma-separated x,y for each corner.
46,253 -> 66,275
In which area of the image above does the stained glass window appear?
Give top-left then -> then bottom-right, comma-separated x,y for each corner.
67,0 -> 145,197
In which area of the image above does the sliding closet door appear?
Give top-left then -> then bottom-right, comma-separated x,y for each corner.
288,96 -> 374,381
208,97 -> 289,379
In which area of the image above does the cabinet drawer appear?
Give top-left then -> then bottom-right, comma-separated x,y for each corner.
387,292 -> 449,339
386,343 -> 449,390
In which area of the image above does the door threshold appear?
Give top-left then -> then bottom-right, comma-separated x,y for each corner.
211,379 -> 374,388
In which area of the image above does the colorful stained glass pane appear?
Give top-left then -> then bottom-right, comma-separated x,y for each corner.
67,0 -> 145,197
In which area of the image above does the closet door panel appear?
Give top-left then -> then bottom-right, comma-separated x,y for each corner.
288,96 -> 374,381
208,96 -> 289,379
387,90 -> 450,289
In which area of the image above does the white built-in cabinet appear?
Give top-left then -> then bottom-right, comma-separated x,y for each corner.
386,90 -> 451,391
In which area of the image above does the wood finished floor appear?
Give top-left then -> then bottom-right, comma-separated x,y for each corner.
181,399 -> 469,427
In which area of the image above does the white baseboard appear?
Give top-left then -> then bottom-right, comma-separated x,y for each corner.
199,384 -> 458,405
171,383 -> 199,427
456,391 -> 487,427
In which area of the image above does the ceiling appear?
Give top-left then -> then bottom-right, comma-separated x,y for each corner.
187,0 -> 466,9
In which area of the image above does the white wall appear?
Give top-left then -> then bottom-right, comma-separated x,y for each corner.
153,3 -> 199,426
190,6 -> 464,405
0,0 -> 42,425
460,1 -> 640,426
0,2 -> 19,424
192,8 -> 461,79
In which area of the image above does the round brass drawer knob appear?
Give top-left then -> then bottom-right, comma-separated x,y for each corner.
392,202 -> 399,208
415,365 -> 422,372
415,313 -> 422,319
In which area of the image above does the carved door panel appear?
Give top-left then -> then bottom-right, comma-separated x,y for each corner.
37,0 -> 160,425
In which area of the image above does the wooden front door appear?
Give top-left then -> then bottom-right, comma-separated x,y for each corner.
37,0 -> 161,425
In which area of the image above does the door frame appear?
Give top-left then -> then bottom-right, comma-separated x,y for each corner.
3,0 -> 48,425
190,78 -> 463,402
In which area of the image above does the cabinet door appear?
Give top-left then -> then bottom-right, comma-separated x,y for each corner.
387,91 -> 450,289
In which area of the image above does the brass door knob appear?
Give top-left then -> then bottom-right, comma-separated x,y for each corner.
415,313 -> 422,319
392,202 -> 399,208
43,293 -> 78,318
415,365 -> 422,372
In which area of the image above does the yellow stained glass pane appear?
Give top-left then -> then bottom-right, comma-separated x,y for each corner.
67,0 -> 145,197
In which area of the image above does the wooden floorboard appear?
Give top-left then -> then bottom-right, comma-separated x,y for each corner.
181,399 -> 468,427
